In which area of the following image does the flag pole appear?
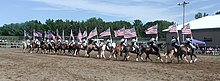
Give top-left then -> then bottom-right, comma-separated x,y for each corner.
109,27 -> 113,43
96,27 -> 99,44
156,24 -> 158,43
33,29 -> 35,41
70,29 -> 72,41
86,26 -> 88,42
134,26 -> 138,42
78,28 -> 80,42
176,30 -> 180,45
62,30 -> 64,42
56,29 -> 58,40
24,30 -> 26,41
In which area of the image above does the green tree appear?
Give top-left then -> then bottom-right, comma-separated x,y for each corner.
133,19 -> 143,37
195,12 -> 208,19
215,11 -> 220,15
195,12 -> 203,19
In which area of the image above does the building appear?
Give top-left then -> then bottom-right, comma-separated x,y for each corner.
163,15 -> 220,47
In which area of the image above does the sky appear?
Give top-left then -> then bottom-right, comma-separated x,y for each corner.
0,0 -> 219,26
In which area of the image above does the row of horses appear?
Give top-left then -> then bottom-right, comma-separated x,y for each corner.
22,40 -> 198,63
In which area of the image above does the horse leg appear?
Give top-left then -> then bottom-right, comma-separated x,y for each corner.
135,53 -> 139,61
73,49 -> 77,56
177,55 -> 180,64
146,54 -> 152,62
23,46 -> 26,53
29,46 -> 32,53
102,50 -> 105,59
84,50 -> 88,56
139,52 -> 144,61
155,52 -> 163,63
183,54 -> 189,63
193,54 -> 198,62
36,47 -> 39,53
123,52 -> 127,61
87,49 -> 92,58
165,53 -> 168,63
109,52 -> 112,59
190,53 -> 193,63
126,52 -> 130,60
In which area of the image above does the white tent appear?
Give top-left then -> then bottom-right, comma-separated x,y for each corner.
163,15 -> 220,31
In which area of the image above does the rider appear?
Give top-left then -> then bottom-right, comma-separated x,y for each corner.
35,39 -> 40,47
170,36 -> 179,52
57,39 -> 62,46
131,39 -> 139,51
120,38 -> 126,46
93,40 -> 99,49
186,37 -> 196,51
26,39 -> 31,46
82,39 -> 87,47
147,37 -> 158,52
71,40 -> 75,44
106,39 -> 113,50
120,38 -> 127,50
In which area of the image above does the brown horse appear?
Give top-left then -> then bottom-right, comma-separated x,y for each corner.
139,43 -> 163,63
111,43 -> 130,61
165,44 -> 198,63
73,42 -> 88,56
86,40 -> 106,58
39,41 -> 47,54
29,41 -> 40,53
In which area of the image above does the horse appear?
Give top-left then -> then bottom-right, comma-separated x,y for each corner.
22,41 -> 31,53
39,41 -> 48,54
65,42 -> 78,56
110,42 -> 130,61
73,41 -> 88,57
165,43 -> 198,63
139,43 -> 164,63
29,41 -> 41,53
106,42 -> 116,59
56,42 -> 68,55
86,40 -> 106,58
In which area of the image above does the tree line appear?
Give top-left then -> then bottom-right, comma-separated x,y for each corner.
0,17 -> 173,40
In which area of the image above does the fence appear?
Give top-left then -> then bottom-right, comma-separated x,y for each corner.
0,36 -> 166,48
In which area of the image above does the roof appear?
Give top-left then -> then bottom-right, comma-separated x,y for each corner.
163,15 -> 220,31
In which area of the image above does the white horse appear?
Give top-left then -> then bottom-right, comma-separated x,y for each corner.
108,42 -> 116,59
96,41 -> 106,58
22,41 -> 31,53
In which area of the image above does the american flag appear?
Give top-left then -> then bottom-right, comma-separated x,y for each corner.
70,29 -> 74,40
34,31 -> 42,37
145,25 -> 158,34
50,33 -> 56,41
181,23 -> 191,34
82,30 -> 87,38
77,29 -> 83,41
46,31 -> 56,40
114,27 -> 125,37
87,28 -> 98,39
124,27 -> 137,38
168,25 -> 177,33
99,28 -> 111,37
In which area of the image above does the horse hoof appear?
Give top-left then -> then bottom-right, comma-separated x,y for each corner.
109,55 -> 112,58
194,58 -> 198,62
190,60 -> 193,63
136,58 -> 139,61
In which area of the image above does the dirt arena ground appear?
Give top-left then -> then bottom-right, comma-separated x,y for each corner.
0,48 -> 219,81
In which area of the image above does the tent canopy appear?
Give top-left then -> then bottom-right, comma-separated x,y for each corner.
192,39 -> 206,45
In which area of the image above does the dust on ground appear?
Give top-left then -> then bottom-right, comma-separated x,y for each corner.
0,48 -> 219,81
